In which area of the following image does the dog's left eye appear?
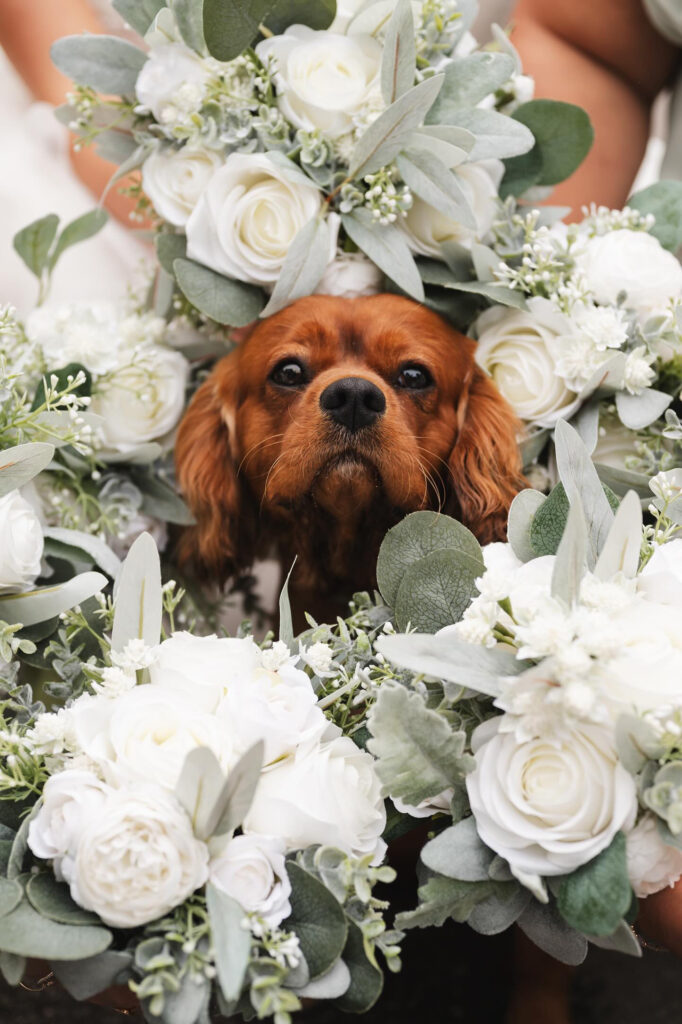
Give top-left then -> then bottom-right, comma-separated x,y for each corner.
396,364 -> 433,390
270,359 -> 307,388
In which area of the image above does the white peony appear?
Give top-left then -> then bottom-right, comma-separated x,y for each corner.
256,26 -> 383,139
467,717 -> 637,877
27,303 -> 129,376
28,769 -> 110,881
401,160 -> 504,257
245,736 -> 386,862
186,153 -> 336,287
474,298 -> 581,427
576,230 -> 682,314
315,252 -> 383,298
90,344 -> 189,452
67,783 -> 209,928
136,42 -> 211,128
142,145 -> 223,227
209,834 -> 292,926
0,489 -> 44,593
627,813 -> 682,897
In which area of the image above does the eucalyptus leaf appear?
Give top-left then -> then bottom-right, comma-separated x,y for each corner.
112,0 -> 165,36
394,548 -> 484,632
396,150 -> 476,226
349,74 -> 444,179
380,0 -> 416,104
556,833 -> 632,937
438,109 -> 534,161
550,496 -> 587,606
615,714 -> 664,774
0,952 -> 25,986
0,878 -> 23,918
170,0 -> 206,52
43,528 -> 121,578
628,180 -> 682,252
111,532 -> 162,652
335,919 -> 382,1012
0,443 -> 54,498
266,0 -> 336,33
13,214 -> 59,278
0,897 -> 112,959
206,884 -> 251,1001
0,572 -> 106,628
26,873 -> 99,925
409,132 -> 468,168
159,974 -> 211,1024
262,216 -> 331,316
295,959 -> 349,999
376,632 -> 522,697
367,682 -> 475,805
51,35 -> 148,95
417,261 -> 528,308
517,900 -> 588,966
500,144 -> 543,199
421,818 -> 495,881
50,210 -> 109,269
203,0 -> 279,61
507,489 -> 546,562
341,209 -> 423,300
7,811 -> 38,880
285,862 -> 347,980
131,471 -> 195,526
554,419 -> 615,568
52,950 -> 133,1000
174,258 -> 265,326
615,388 -> 671,429
594,490 -> 642,581
156,233 -> 187,276
427,52 -> 515,121
511,100 -> 594,186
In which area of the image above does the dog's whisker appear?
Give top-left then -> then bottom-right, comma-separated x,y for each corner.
238,433 -> 285,475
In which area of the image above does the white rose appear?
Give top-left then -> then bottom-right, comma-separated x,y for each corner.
627,813 -> 682,897
28,769 -> 110,881
0,489 -> 44,592
315,253 -> 383,298
90,345 -> 189,452
474,298 -> 581,427
576,230 -> 682,314
401,160 -> 504,257
186,153 -> 336,287
245,737 -> 386,862
209,834 -> 291,926
149,632 -> 270,713
599,600 -> 682,713
467,717 -> 637,876
142,145 -> 223,227
136,42 -> 210,127
67,784 -> 208,928
256,26 -> 382,139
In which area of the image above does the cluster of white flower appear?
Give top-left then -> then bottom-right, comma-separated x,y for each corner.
27,632 -> 386,929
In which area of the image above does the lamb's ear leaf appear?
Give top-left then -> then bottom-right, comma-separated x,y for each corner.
554,419 -> 615,568
111,532 -> 162,652
206,884 -> 251,1001
555,833 -> 632,937
517,900 -> 588,965
50,210 -> 109,270
51,35 -> 148,95
427,51 -> 515,120
588,919 -> 642,957
174,747 -> 226,840
421,818 -> 496,882
380,0 -> 416,104
507,489 -> 546,562
0,443 -> 55,498
207,740 -> 265,837
551,494 -> 587,606
594,490 -> 642,580
278,561 -> 296,652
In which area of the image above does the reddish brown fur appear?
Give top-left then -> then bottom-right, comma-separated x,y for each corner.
175,294 -> 525,607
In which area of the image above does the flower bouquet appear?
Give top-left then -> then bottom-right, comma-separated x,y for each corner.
0,531 -> 402,1020
366,419 -> 682,962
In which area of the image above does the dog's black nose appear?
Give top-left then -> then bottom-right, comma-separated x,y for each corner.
319,377 -> 386,433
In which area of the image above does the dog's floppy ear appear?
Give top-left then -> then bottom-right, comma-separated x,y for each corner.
175,356 -> 248,581
445,364 -> 525,543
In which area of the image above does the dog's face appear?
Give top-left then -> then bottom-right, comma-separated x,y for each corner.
176,294 -> 524,583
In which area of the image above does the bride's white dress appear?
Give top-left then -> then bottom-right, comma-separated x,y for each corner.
0,47 -> 149,315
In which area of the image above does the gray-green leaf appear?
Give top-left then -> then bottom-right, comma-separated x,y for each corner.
26,873 -> 100,925
421,818 -> 495,881
394,548 -> 484,632
426,52 -> 515,121
51,35 -> 148,95
440,109 -> 533,161
335,919 -> 383,1012
52,950 -> 133,1000
380,0 -> 416,104
50,210 -> 109,270
174,258 -> 265,326
511,100 -> 594,186
507,489 -> 546,562
111,532 -> 162,652
0,897 -> 112,960
556,833 -> 632,937
0,443 -> 54,498
112,0 -> 165,37
205,884 -> 251,1001
396,149 -> 476,226
203,0 -> 279,61
629,180 -> 682,252
615,388 -> 671,429
13,215 -> 59,278
397,874 -> 496,929
285,862 -> 348,981
341,209 -> 422,300
554,419 -> 615,569
170,0 -> 206,52
262,216 -> 331,316
0,572 -> 107,628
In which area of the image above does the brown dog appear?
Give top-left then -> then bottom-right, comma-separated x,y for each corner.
175,294 -> 524,615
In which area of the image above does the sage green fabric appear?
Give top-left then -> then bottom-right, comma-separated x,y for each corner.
643,0 -> 682,179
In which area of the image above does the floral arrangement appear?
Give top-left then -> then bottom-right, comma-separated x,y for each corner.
0,533 -> 404,1020
365,420 -> 682,962
51,0 -> 592,322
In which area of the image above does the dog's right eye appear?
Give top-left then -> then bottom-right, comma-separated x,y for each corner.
270,359 -> 307,388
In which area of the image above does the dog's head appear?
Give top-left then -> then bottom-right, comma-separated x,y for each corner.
176,294 -> 524,581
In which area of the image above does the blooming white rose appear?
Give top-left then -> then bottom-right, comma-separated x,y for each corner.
576,230 -> 682,314
626,813 -> 682,897
256,26 -> 382,139
598,600 -> 682,713
467,717 -> 637,876
0,489 -> 44,592
402,160 -> 504,257
136,42 -> 211,128
209,834 -> 292,926
474,298 -> 581,427
67,784 -> 209,928
28,769 -> 110,881
315,253 -> 383,298
186,153 -> 336,287
90,344 -> 189,452
142,145 -> 223,227
245,737 -> 386,862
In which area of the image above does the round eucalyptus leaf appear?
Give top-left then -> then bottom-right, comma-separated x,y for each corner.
26,873 -> 100,925
284,862 -> 348,981
394,548 -> 483,633
0,898 -> 112,960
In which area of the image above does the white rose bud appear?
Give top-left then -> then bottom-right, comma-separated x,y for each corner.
186,153 -> 337,287
244,736 -> 386,862
67,784 -> 209,928
315,253 -> 383,299
142,145 -> 223,227
256,26 -> 382,139
209,834 -> 292,926
90,344 -> 189,452
467,718 -> 637,876
0,489 -> 44,593
576,229 -> 682,314
474,298 -> 581,427
28,770 -> 110,881
627,813 -> 682,897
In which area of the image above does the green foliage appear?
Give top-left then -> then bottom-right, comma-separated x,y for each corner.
396,149 -> 475,225
0,443 -> 54,499
420,818 -> 495,881
629,180 -> 682,252
263,216 -> 332,317
555,833 -> 632,937
0,890 -> 112,960
529,482 -> 619,558
25,872 -> 99,925
51,35 -> 148,95
507,489 -> 546,562
52,950 -> 134,1001
173,257 -> 265,326
171,0 -> 206,53
31,363 -> 92,412
501,100 -> 594,197
266,0 -> 336,34
380,0 -> 416,104
335,920 -> 383,1013
418,259 -> 528,309
203,0 -> 280,61
155,233 -> 187,276
13,210 -> 108,304
434,108 -> 534,160
341,209 -> 423,301
396,874 -> 497,929
427,52 -> 515,121
285,862 -> 348,981
205,884 -> 252,1002
110,532 -> 162,652
112,0 -> 165,37
0,572 -> 107,629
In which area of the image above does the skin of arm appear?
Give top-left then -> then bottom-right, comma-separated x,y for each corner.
511,0 -> 679,214
0,0 -> 142,225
